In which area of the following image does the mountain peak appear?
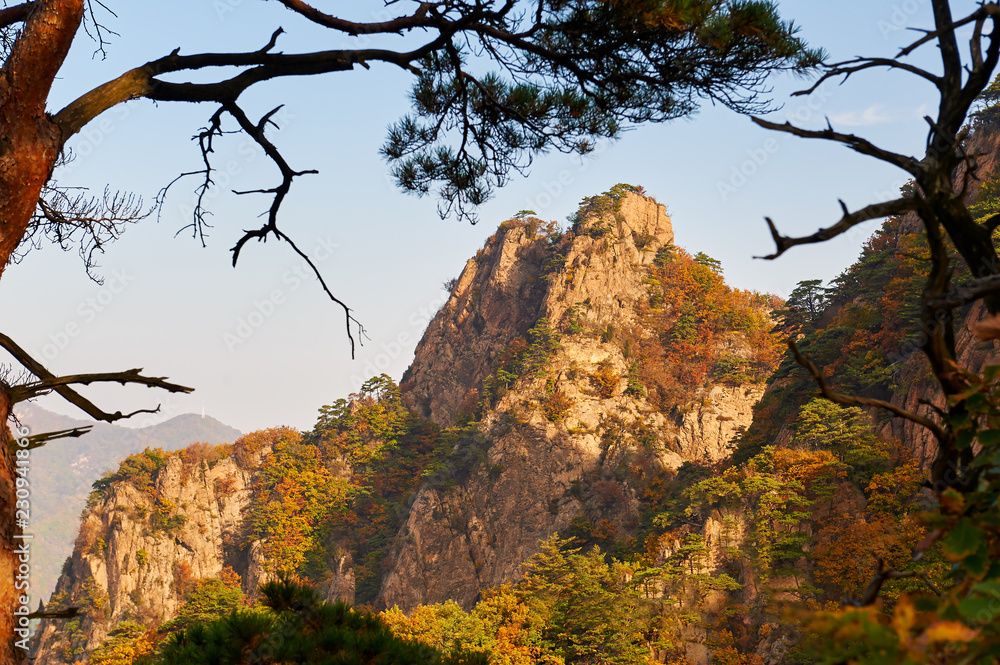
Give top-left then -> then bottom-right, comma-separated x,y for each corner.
402,187 -> 675,428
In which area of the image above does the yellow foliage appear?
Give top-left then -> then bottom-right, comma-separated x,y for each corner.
923,621 -> 979,643
89,623 -> 156,665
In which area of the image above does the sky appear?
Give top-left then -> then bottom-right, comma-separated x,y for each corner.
0,0 -> 960,433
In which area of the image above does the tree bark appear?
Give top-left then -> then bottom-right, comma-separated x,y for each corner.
0,2 -> 83,663
0,0 -> 83,278
0,388 -> 22,665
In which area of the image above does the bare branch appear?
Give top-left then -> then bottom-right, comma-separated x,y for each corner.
15,178 -> 151,282
0,332 -> 192,423
896,4 -> 995,59
850,558 -> 941,607
28,607 -> 80,620
9,369 -> 192,403
273,0 -> 435,35
80,0 -> 119,60
982,213 -> 1000,233
792,57 -> 942,97
926,275 -> 1000,311
756,197 -> 918,260
751,117 -> 923,175
220,102 -> 367,357
52,30 -> 456,142
931,0 -> 962,92
788,340 -> 947,442
22,426 -> 93,451
0,2 -> 34,28
155,107 -> 227,247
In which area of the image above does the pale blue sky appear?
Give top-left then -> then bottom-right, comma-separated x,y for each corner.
1,0 -> 958,432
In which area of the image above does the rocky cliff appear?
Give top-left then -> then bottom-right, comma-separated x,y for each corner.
382,190 -> 770,610
31,187 -> 781,663
17,405 -> 241,602
30,434 -> 275,665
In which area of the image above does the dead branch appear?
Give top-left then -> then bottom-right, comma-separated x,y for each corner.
9,369 -> 192,403
0,332 -> 192,423
756,197 -> 918,260
22,427 -> 93,451
223,102 -> 367,358
750,117 -> 923,175
926,274 -> 1000,311
981,213 -> 1000,233
792,57 -> 942,97
0,2 -> 34,28
28,607 -> 80,620
273,0 -> 436,35
850,558 -> 941,607
15,180 -> 150,282
155,107 -> 227,248
895,4 -> 996,59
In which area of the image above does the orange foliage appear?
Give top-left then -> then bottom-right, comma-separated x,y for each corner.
866,461 -> 923,516
233,427 -> 298,467
172,561 -> 196,598
590,361 -> 620,398
812,515 -> 925,597
541,390 -> 573,422
771,447 -> 848,499
629,247 -> 782,409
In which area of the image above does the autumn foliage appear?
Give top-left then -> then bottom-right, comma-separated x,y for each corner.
629,246 -> 782,408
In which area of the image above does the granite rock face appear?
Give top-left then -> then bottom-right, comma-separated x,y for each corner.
30,444 -> 270,665
33,191 -> 775,662
381,192 -> 765,611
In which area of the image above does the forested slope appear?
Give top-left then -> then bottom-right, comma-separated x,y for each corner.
34,160 -> 1000,664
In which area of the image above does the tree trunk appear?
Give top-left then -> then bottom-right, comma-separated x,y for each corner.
0,0 -> 84,277
0,2 -> 85,663
0,389 -> 23,665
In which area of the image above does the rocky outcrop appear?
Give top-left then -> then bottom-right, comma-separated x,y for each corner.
402,192 -> 675,428
400,222 -> 552,426
380,192 -> 765,611
34,190 -> 776,661
17,405 -> 241,602
29,443 -> 269,665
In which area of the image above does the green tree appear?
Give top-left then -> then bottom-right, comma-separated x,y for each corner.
793,399 -> 889,485
517,535 -> 650,665
159,578 -> 246,636
693,251 -> 724,275
150,578 -> 486,665
774,279 -> 828,335
244,429 -> 349,576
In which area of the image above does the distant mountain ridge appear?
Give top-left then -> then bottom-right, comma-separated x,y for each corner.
16,403 -> 242,601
